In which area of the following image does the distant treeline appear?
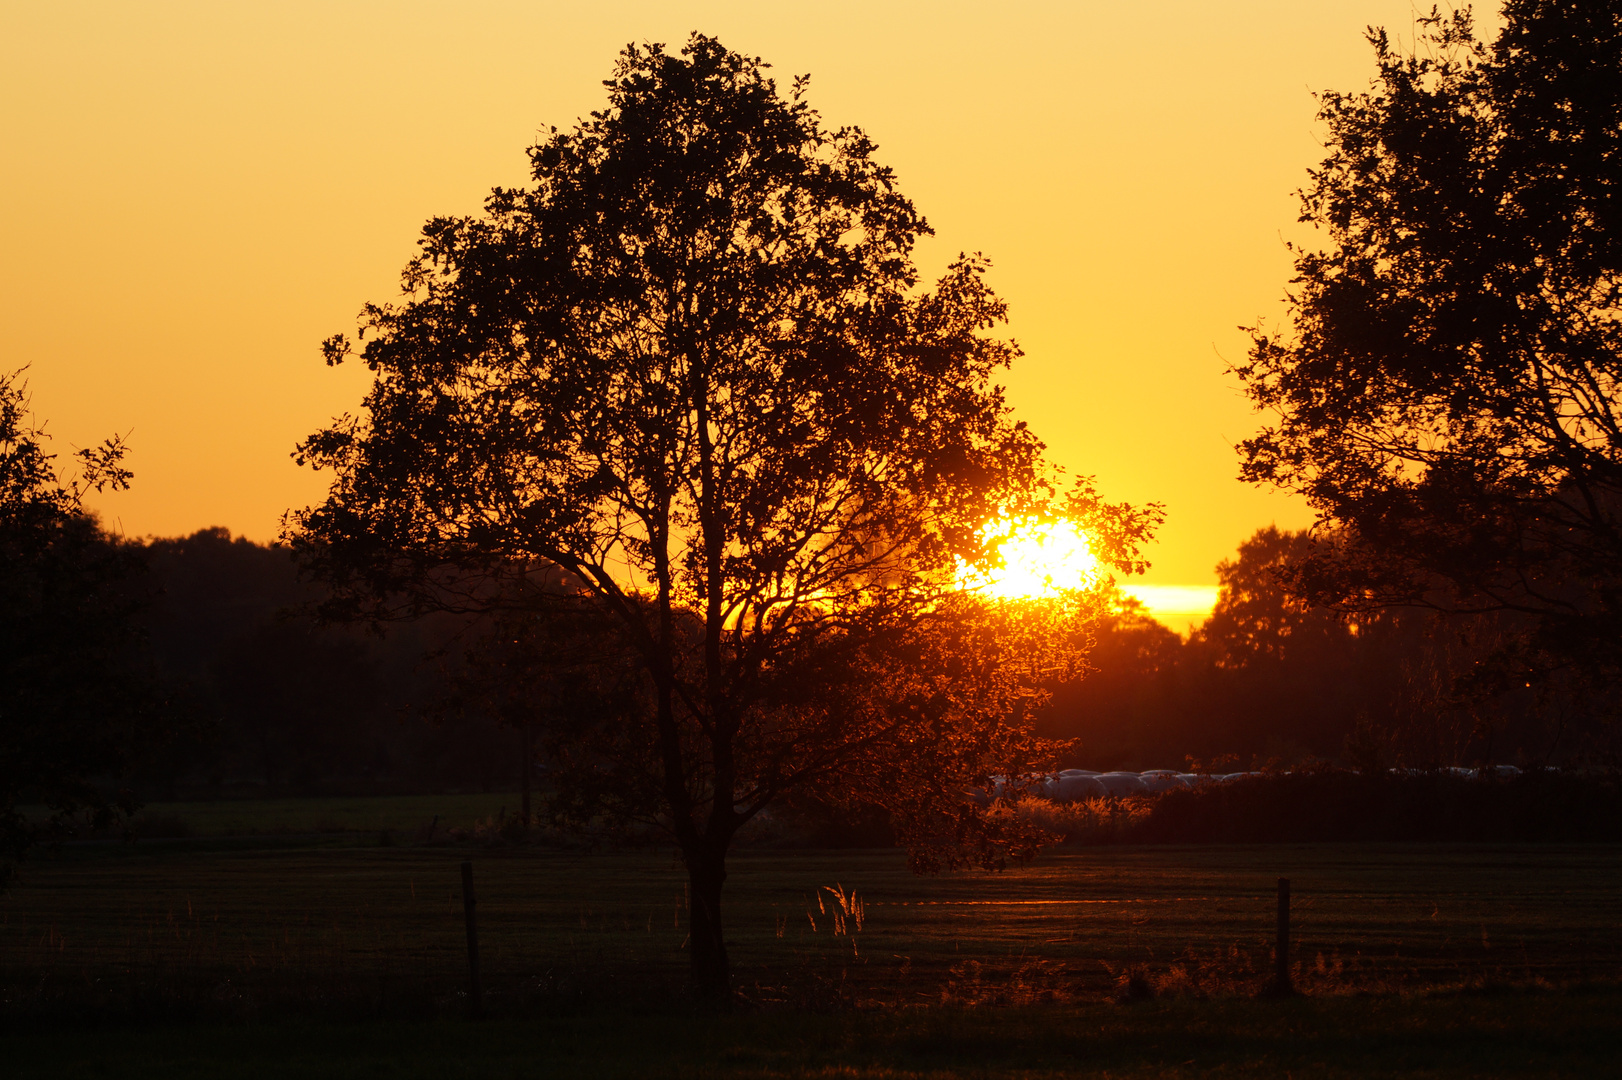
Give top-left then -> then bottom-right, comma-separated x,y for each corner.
115,525 -> 1613,802
1037,528 -> 1618,775
130,528 -> 507,799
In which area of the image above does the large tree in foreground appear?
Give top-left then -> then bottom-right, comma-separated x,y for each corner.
292,36 -> 1155,999
1238,2 -> 1622,703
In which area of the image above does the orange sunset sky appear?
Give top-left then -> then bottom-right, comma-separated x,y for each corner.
2,1 -> 1464,617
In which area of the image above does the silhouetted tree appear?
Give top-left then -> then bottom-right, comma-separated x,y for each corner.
1238,2 -> 1622,710
433,582 -> 628,823
292,35 -> 1155,1000
1039,527 -> 1535,770
139,528 -> 496,795
1188,528 -> 1483,766
1035,604 -> 1186,769
209,621 -> 388,790
0,370 -> 168,886
1195,527 -> 1353,669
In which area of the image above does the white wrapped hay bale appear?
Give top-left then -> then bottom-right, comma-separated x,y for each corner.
1096,772 -> 1148,796
1053,773 -> 1107,801
1139,771 -> 1191,794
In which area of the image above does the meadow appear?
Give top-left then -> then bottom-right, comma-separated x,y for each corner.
9,994 -> 1622,1079
3,796 -> 1621,1076
118,791 -> 528,839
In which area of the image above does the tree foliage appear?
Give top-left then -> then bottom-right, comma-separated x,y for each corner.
1036,526 -> 1571,773
1196,527 -> 1353,670
291,35 -> 1156,998
0,369 -> 162,886
1237,2 -> 1622,696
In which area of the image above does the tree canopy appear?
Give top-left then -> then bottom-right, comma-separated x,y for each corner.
0,369 -> 165,886
1237,1 -> 1622,703
292,35 -> 1156,999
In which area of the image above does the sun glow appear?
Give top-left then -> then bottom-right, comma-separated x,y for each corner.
956,517 -> 1101,600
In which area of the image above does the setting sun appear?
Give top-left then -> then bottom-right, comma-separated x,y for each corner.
957,516 -> 1101,600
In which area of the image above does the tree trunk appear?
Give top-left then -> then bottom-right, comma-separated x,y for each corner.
685,843 -> 731,1004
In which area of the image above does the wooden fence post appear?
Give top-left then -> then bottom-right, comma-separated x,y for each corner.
461,860 -> 482,1016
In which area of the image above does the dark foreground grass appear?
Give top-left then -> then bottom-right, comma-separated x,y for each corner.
8,990 -> 1622,1078
5,837 -> 1622,1016
6,814 -> 1622,1075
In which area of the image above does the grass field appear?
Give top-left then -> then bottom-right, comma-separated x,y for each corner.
4,798 -> 1621,1075
8,993 -> 1622,1078
121,791 -> 528,838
